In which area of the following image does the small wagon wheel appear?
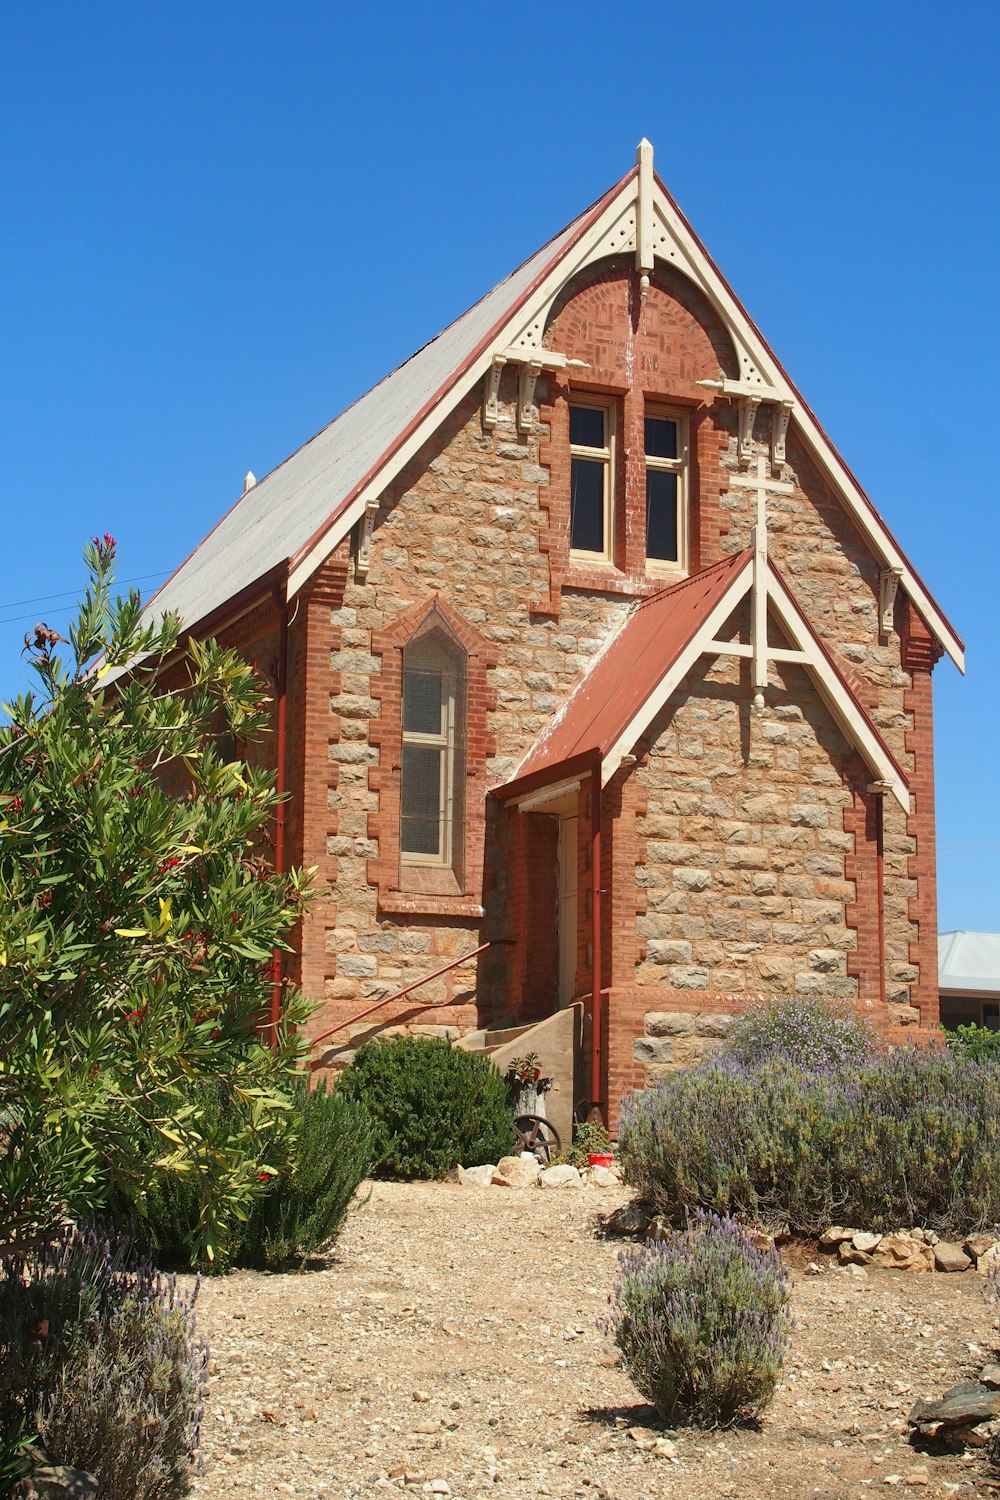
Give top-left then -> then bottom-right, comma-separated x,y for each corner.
513,1114 -> 561,1164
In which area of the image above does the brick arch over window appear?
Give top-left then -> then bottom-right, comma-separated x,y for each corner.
542,255 -> 740,379
535,257 -> 740,614
369,595 -> 497,917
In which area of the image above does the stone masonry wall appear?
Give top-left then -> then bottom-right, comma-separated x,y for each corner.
274,257 -> 940,1093
635,633 -> 858,998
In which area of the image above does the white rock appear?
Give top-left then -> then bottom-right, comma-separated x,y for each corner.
491,1156 -> 540,1189
458,1164 -> 495,1187
539,1164 -> 584,1190
976,1243 -> 1000,1277
586,1165 -> 619,1188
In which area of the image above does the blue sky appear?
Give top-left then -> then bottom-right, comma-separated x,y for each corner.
2,3 -> 997,930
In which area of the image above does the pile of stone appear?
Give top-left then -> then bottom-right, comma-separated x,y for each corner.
818,1226 -> 999,1274
907,1378 -> 1000,1449
456,1156 -> 622,1190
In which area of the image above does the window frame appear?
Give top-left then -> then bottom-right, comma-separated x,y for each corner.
569,399 -> 615,565
644,405 -> 689,576
400,633 -> 462,870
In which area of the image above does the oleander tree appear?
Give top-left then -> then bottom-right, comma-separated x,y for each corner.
0,536 -> 314,1259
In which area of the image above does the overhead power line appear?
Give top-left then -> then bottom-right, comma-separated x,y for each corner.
0,572 -> 168,614
0,574 -> 169,630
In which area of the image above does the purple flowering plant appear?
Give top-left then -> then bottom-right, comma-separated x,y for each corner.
0,1223 -> 208,1498
721,995 -> 877,1073
601,1210 -> 791,1427
618,1041 -> 1000,1236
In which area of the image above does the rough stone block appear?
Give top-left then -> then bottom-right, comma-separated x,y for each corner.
336,953 -> 379,978
695,1013 -> 734,1038
647,939 -> 694,965
790,804 -> 830,829
644,1011 -> 696,1038
668,966 -> 710,990
633,1035 -> 674,1064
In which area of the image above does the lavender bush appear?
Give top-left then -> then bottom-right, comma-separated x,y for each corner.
721,995 -> 877,1073
602,1211 -> 791,1427
0,1225 -> 208,1499
619,1049 -> 1000,1235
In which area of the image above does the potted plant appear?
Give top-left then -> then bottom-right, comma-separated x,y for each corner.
575,1118 -> 614,1168
505,1052 -> 554,1117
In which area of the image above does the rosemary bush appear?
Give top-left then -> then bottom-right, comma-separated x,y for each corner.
236,1076 -> 375,1269
113,1075 -> 375,1270
602,1211 -> 790,1427
337,1035 -> 514,1179
0,1224 -> 207,1499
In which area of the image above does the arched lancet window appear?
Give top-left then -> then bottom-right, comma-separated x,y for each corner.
400,627 -> 466,873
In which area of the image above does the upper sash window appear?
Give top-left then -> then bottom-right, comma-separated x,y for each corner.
570,403 -> 614,562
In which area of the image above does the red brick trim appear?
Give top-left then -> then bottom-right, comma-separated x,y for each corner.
369,593 -> 497,915
286,550 -> 349,1003
843,755 -> 881,1004
897,597 -> 941,1026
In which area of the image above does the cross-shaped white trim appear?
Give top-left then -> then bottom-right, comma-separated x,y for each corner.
725,456 -> 795,703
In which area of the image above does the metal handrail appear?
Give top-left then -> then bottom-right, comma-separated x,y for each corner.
308,941 -> 493,1053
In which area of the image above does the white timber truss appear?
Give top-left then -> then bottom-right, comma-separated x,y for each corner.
599,497 -> 910,810
287,140 -> 962,673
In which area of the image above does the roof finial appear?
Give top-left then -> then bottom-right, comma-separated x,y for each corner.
243,471 -> 256,494
636,139 -> 654,299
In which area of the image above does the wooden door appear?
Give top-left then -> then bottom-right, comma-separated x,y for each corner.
558,814 -> 578,1007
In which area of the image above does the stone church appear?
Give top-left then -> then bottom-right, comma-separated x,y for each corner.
137,142 -> 963,1123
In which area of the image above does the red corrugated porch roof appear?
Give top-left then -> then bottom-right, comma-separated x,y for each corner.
496,548 -> 910,809
497,551 -> 751,798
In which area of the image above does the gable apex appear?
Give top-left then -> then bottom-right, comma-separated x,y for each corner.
127,142 -> 962,678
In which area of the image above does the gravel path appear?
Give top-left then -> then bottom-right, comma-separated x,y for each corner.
189,1180 -> 999,1499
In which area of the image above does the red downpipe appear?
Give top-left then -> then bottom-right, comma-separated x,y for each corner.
875,791 -> 886,1008
269,587 -> 289,1039
590,760 -> 604,1123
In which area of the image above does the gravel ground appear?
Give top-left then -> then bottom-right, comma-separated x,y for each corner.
189,1180 -> 1000,1500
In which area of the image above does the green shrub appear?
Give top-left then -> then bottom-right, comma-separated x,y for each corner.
618,1050 -> 1000,1236
0,1225 -> 207,1499
602,1211 -> 790,1427
947,1023 -> 1000,1062
722,995 -> 877,1072
0,538 -> 315,1259
236,1077 -> 375,1269
113,1076 -> 374,1271
337,1035 -> 514,1179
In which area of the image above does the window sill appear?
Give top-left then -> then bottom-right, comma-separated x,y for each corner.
645,565 -> 689,582
379,890 -> 486,919
563,562 -> 665,597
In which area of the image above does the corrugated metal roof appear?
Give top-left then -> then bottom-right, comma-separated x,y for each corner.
505,552 -> 751,787
499,549 -> 911,801
132,192 -> 617,643
939,931 -> 1000,993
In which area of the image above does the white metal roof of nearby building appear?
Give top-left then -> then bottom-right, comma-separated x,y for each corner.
939,931 -> 1000,995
